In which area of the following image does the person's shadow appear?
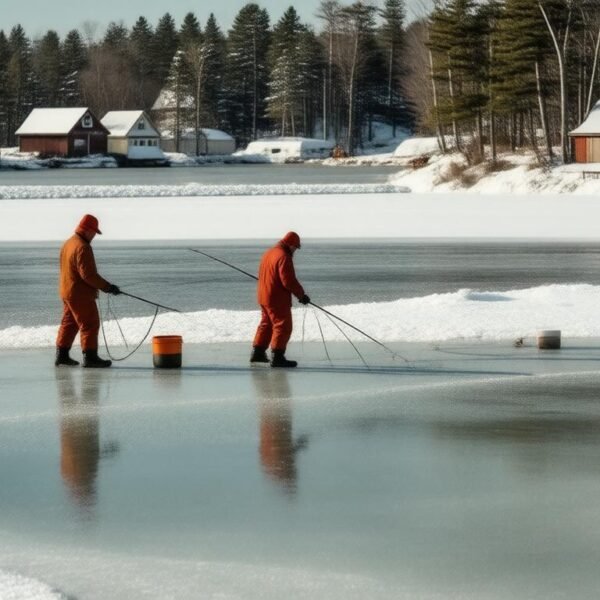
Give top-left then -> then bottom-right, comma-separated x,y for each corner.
55,369 -> 119,518
252,370 -> 308,497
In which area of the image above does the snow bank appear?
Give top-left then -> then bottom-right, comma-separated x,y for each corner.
392,136 -> 446,158
389,151 -> 600,195
0,183 -> 404,200
0,148 -> 117,170
0,569 -> 64,599
166,152 -> 270,166
2,284 -> 599,349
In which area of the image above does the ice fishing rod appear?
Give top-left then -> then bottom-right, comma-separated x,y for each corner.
188,248 -> 407,363
120,291 -> 181,313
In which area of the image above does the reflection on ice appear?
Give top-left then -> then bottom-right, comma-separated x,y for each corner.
252,371 -> 308,496
56,370 -> 120,517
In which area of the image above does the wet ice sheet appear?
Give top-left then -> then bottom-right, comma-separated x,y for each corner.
2,341 -> 600,599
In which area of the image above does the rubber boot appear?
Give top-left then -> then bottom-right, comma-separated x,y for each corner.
83,349 -> 112,369
55,347 -> 79,367
250,346 -> 270,363
271,349 -> 297,368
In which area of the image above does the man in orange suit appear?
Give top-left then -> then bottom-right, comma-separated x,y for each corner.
251,232 -> 310,368
55,214 -> 120,368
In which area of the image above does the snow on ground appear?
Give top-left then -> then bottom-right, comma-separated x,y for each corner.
2,191 -> 600,241
0,183 -> 404,200
166,152 -> 270,166
1,283 -> 597,349
0,147 -> 117,170
0,569 -> 64,599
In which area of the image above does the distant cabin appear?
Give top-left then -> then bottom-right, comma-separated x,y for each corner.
569,101 -> 600,162
101,110 -> 166,163
160,128 -> 236,156
15,108 -> 108,157
245,137 -> 335,161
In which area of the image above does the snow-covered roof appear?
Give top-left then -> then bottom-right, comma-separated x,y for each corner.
16,108 -> 91,136
246,137 -> 334,150
570,101 -> 600,135
152,89 -> 194,111
102,111 -> 158,137
160,128 -> 235,142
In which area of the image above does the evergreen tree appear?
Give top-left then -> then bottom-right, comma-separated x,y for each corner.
380,0 -> 406,136
224,3 -> 271,143
153,13 -> 179,88
33,30 -> 62,106
267,7 -> 308,136
179,12 -> 202,49
7,25 -> 33,143
130,16 -> 157,108
202,14 -> 226,127
61,29 -> 87,106
0,30 -> 10,145
103,21 -> 129,57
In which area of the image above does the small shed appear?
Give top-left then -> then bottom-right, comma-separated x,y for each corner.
101,110 -> 165,163
244,137 -> 334,161
569,101 -> 600,162
16,108 -> 108,157
160,128 -> 236,156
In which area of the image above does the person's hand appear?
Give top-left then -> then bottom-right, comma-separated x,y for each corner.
299,294 -> 310,305
107,284 -> 121,295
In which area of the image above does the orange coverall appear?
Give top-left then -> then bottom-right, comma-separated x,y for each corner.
56,234 -> 110,351
253,242 -> 305,351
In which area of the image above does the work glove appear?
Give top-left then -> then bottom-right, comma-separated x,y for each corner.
299,294 -> 311,305
107,284 -> 121,295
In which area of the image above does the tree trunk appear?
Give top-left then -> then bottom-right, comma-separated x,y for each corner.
586,25 -> 600,116
447,58 -> 460,152
535,60 -> 553,158
388,44 -> 395,137
347,30 -> 360,155
428,48 -> 446,153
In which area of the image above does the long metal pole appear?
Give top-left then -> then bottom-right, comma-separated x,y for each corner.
121,291 -> 181,313
188,248 -> 404,360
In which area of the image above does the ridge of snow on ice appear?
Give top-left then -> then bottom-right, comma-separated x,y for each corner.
0,569 -> 65,599
0,183 -> 406,200
2,284 -> 598,349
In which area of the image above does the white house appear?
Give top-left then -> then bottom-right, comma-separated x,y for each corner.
160,128 -> 236,156
244,137 -> 335,161
101,111 -> 165,163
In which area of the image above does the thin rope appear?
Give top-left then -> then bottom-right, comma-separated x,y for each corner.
107,296 -> 129,349
322,311 -> 369,370
100,297 -> 159,362
312,307 -> 332,364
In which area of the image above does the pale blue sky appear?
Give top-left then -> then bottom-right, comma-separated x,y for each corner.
0,0 -> 330,38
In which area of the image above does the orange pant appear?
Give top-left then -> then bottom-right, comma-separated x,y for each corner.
253,305 -> 293,351
56,299 -> 100,351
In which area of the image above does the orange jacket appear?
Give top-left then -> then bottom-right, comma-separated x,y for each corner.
59,234 -> 110,301
257,242 -> 305,309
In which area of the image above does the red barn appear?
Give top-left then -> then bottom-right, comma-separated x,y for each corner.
15,108 -> 109,157
569,100 -> 600,163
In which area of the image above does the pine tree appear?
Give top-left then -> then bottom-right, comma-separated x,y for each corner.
103,22 -> 129,57
202,14 -> 226,127
0,30 -> 11,145
153,13 -> 179,88
267,7 -> 308,136
61,29 -> 87,106
179,12 -> 202,49
7,25 -> 33,143
224,3 -> 271,143
380,0 -> 406,137
130,16 -> 157,108
33,30 -> 62,106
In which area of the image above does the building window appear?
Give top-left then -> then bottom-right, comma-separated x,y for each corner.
138,120 -> 146,130
271,148 -> 281,154
140,140 -> 146,146
133,140 -> 138,146
81,115 -> 93,128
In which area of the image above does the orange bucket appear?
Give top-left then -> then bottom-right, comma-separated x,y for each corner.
153,335 -> 183,369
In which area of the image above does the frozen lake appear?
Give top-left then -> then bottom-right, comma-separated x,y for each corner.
2,341 -> 600,599
0,163 -> 400,187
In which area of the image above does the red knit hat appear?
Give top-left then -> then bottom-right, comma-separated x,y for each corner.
281,231 -> 301,249
76,214 -> 102,235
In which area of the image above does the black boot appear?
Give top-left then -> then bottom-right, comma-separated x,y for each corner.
55,347 -> 79,367
83,349 -> 112,369
271,349 -> 297,368
250,346 -> 270,363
